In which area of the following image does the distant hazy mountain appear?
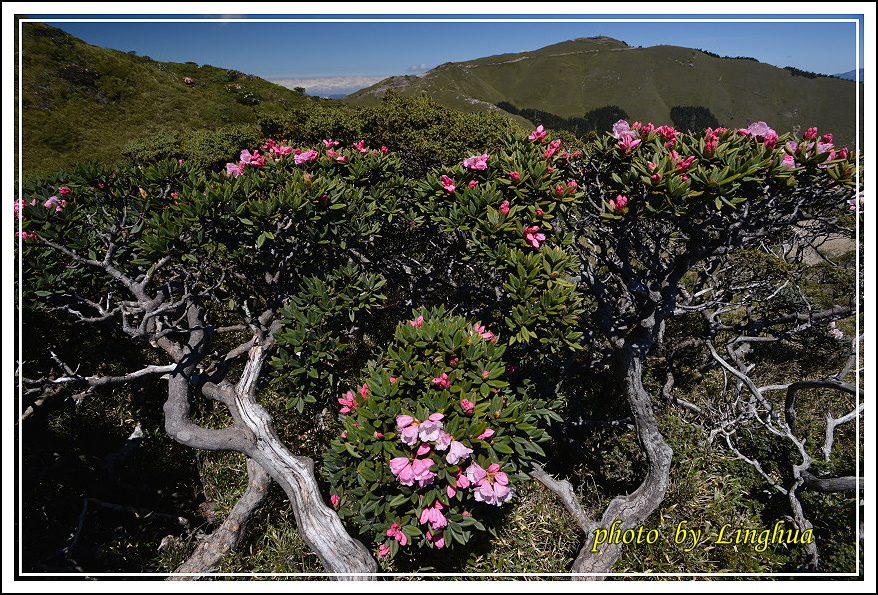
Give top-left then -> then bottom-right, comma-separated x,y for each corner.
833,69 -> 864,82
344,37 -> 859,147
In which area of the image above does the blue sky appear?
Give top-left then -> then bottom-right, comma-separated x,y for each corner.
14,7 -> 871,95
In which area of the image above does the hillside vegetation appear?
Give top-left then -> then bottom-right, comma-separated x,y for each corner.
344,37 -> 860,147
18,20 -> 316,177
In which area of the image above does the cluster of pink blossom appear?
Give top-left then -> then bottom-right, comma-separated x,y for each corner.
225,148 -> 267,176
385,406 -> 513,553
613,120 -> 681,150
15,186 -> 71,224
523,225 -> 545,248
703,126 -> 728,155
737,121 -> 779,148
338,383 -> 368,414
781,128 -> 846,170
608,194 -> 628,214
225,139 -> 390,177
528,125 -> 547,142
462,154 -> 490,170
525,125 -> 581,161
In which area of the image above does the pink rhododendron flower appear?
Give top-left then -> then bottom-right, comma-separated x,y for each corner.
803,127 -> 818,140
380,146 -> 390,154
472,463 -> 514,506
225,162 -> 245,177
44,196 -> 66,212
528,125 -> 547,142
183,77 -> 193,84
617,135 -> 641,152
461,399 -> 475,414
294,150 -> 319,165
509,171 -> 520,182
432,373 -> 450,390
377,544 -> 391,559
322,138 -> 340,148
57,186 -> 71,195
523,226 -> 546,248
476,428 -> 495,440
837,147 -> 849,160
640,123 -> 655,135
742,121 -> 776,140
420,500 -> 447,530
820,133 -> 833,144
828,321 -> 844,339
435,431 -> 452,451
409,315 -> 424,328
330,494 -> 340,509
412,458 -> 437,487
419,419 -> 444,442
655,125 -> 679,140
650,172 -> 662,184
544,140 -> 562,158
608,194 -> 629,213
338,391 -> 357,414
397,415 -> 421,446
426,531 -> 445,549
270,145 -> 294,157
17,231 -> 39,241
780,154 -> 797,169
416,442 -> 431,456
468,180 -> 479,189
439,175 -> 456,193
445,440 -> 473,465
386,523 -> 407,546
353,140 -> 368,153
391,456 -> 435,487
473,323 -> 496,342
816,141 -> 834,155
465,462 -> 487,485
390,457 -> 416,485
498,200 -> 510,215
612,120 -> 639,140
462,154 -> 491,170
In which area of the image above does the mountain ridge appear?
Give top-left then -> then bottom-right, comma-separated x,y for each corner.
344,37 -> 859,147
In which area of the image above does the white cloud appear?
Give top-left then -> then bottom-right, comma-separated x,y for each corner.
270,75 -> 390,96
407,64 -> 429,72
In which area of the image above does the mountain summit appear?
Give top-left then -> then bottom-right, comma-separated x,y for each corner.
344,37 -> 858,145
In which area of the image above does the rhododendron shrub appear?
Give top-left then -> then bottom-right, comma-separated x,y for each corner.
587,120 -> 858,221
16,113 -> 860,576
322,308 -> 560,560
415,134 -> 586,352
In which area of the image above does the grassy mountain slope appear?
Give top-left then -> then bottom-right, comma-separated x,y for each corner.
344,37 -> 859,146
17,20 -> 316,177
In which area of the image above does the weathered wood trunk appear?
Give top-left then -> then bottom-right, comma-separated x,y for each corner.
571,348 -> 673,578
